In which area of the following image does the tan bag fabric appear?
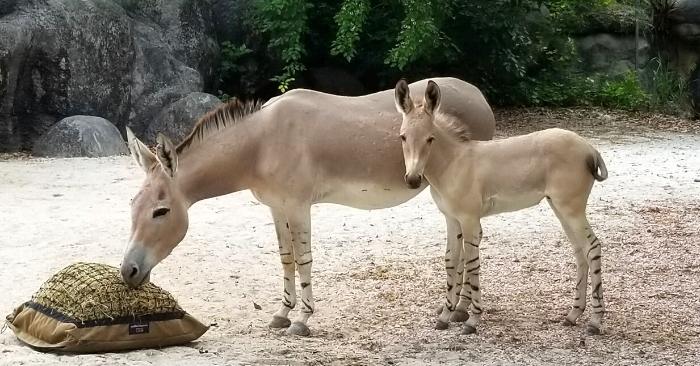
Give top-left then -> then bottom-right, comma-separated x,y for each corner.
5,262 -> 208,353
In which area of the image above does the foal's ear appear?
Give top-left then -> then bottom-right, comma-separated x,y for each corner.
126,127 -> 157,173
424,80 -> 441,115
155,133 -> 178,178
394,79 -> 413,114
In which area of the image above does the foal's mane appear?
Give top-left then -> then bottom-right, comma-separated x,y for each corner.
177,98 -> 264,153
434,111 -> 472,143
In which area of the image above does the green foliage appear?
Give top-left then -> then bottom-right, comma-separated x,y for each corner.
385,0 -> 443,70
644,57 -> 690,112
220,0 -> 688,114
595,71 -> 649,109
254,0 -> 310,92
219,42 -> 252,77
331,0 -> 370,62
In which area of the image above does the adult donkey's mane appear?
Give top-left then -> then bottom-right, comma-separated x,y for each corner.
177,98 -> 265,153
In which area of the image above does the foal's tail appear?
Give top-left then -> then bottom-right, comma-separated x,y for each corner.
588,149 -> 608,182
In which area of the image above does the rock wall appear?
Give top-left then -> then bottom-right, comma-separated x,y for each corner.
0,0 -> 243,152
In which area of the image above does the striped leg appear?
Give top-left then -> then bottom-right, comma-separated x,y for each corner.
583,223 -> 604,334
549,200 -> 605,334
436,216 -> 464,329
460,220 -> 483,335
452,228 -> 482,322
286,207 -> 314,336
269,207 -> 295,329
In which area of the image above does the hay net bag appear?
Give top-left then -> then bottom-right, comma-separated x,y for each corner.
5,262 -> 208,353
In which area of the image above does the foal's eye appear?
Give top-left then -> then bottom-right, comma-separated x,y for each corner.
400,134 -> 406,141
152,207 -> 171,218
427,136 -> 435,144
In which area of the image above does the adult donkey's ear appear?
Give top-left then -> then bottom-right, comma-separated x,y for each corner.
424,80 -> 441,115
155,133 -> 178,178
394,79 -> 413,114
126,126 -> 157,174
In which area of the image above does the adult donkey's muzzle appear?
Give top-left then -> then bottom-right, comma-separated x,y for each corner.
121,245 -> 152,288
405,173 -> 423,189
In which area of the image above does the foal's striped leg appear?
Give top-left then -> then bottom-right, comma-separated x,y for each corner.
286,207 -> 314,336
452,228 -> 481,322
436,217 -> 464,329
269,208 -> 295,329
583,223 -> 604,334
460,220 -> 483,335
550,200 -> 605,334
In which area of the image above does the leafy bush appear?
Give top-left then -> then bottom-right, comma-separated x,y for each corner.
643,57 -> 690,113
595,71 -> 649,109
254,0 -> 310,92
216,0 -> 688,114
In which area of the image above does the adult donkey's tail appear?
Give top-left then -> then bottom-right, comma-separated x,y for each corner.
588,149 -> 608,182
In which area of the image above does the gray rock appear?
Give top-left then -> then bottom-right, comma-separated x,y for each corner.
126,20 -> 204,136
672,22 -> 700,41
668,0 -> 700,25
0,0 -> 17,16
116,0 -> 221,89
0,0 -> 233,152
33,115 -> 127,157
144,92 -> 222,144
576,33 -> 649,76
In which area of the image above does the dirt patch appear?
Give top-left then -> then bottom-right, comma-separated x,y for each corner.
1,109 -> 699,365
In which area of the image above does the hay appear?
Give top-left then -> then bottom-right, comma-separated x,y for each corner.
30,262 -> 182,323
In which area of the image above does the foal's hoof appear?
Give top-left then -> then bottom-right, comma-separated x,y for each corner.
450,310 -> 470,323
286,322 -> 311,336
562,318 -> 576,326
586,324 -> 601,335
461,325 -> 477,335
269,315 -> 291,329
435,320 -> 449,330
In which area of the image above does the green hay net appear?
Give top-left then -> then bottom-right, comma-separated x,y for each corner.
30,262 -> 182,323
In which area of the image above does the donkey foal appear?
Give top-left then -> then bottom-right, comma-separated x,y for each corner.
395,79 -> 608,335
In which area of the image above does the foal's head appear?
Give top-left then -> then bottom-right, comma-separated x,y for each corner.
394,79 -> 441,189
121,128 -> 189,288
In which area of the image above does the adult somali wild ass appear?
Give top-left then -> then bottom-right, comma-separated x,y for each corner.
394,79 -> 608,335
121,77 -> 495,336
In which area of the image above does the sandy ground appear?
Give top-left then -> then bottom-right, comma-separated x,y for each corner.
0,109 -> 699,365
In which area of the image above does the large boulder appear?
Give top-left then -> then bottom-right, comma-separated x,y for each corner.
0,0 -> 17,16
144,92 -> 222,144
0,0 -> 240,153
668,1 -> 700,42
32,115 -> 127,157
576,33 -> 649,76
0,0 -> 134,151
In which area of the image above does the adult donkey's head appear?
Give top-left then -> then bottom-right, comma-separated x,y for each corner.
121,128 -> 189,288
394,79 -> 441,189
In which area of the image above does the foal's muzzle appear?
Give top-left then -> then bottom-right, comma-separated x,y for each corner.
405,174 -> 423,189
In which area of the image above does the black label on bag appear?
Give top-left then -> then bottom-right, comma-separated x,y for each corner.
128,322 -> 150,335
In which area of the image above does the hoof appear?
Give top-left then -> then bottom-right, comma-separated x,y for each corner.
435,320 -> 449,330
286,322 -> 311,336
268,315 -> 291,329
434,304 -> 444,316
586,324 -> 601,335
450,310 -> 470,323
562,318 -> 576,326
461,324 -> 477,335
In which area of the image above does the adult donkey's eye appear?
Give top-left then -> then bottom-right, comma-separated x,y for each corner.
152,207 -> 171,218
427,136 -> 435,144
